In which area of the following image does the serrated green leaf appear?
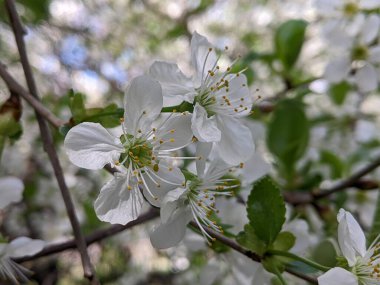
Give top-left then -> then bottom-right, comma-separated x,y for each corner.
272,231 -> 296,251
247,176 -> 286,245
329,81 -> 351,105
275,20 -> 307,70
267,99 -> 309,181
236,224 -> 267,256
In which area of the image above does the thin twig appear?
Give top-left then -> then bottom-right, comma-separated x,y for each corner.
316,156 -> 380,199
189,222 -> 318,284
4,0 -> 98,283
0,64 -> 64,128
13,208 -> 159,263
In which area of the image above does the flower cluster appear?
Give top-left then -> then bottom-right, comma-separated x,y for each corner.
64,32 -> 255,248
316,0 -> 380,93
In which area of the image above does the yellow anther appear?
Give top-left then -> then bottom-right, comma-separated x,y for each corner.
170,129 -> 175,133
208,47 -> 213,52
119,117 -> 124,122
127,185 -> 132,191
240,162 -> 244,168
159,139 -> 164,144
115,160 -> 120,166
142,110 -> 146,115
169,138 -> 175,142
152,128 -> 156,132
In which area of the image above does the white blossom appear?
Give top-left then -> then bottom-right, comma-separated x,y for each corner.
0,237 -> 45,284
150,32 -> 255,165
64,75 -> 193,225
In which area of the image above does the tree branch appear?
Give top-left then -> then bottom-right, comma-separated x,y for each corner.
4,0 -> 98,283
13,208 -> 159,263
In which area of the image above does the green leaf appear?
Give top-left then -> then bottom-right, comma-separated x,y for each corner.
236,224 -> 267,256
320,150 -> 345,179
272,231 -> 296,251
274,20 -> 307,70
312,240 -> 337,268
247,176 -> 286,245
68,90 -> 86,123
329,81 -> 351,105
19,0 -> 50,23
267,99 -> 309,180
369,190 -> 380,244
84,104 -> 122,128
262,256 -> 285,274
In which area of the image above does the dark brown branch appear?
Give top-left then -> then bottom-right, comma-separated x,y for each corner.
13,208 -> 159,263
190,222 -> 318,284
0,64 -> 64,128
4,0 -> 98,283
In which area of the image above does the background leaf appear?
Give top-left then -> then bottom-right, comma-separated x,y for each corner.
275,19 -> 307,70
267,99 -> 310,181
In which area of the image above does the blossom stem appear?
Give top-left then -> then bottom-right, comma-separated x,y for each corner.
268,249 -> 330,272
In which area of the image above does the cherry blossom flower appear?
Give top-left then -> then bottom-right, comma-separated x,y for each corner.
150,32 -> 255,165
150,144 -> 237,249
318,209 -> 380,285
64,75 -> 193,225
0,237 -> 45,284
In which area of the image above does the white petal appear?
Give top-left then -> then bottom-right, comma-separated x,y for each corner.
149,61 -> 196,104
160,187 -> 188,223
196,142 -> 213,177
360,0 -> 380,9
337,209 -> 366,266
324,57 -> 351,83
64,122 -> 123,170
360,14 -> 380,44
94,174 -> 144,225
191,103 -> 221,142
317,267 -> 357,285
155,113 -> 193,151
369,46 -> 380,63
141,163 -> 185,207
124,75 -> 163,134
191,31 -> 218,87
150,207 -> 192,249
7,237 -> 45,258
215,115 -> 255,165
240,152 -> 271,185
355,64 -> 378,93
0,177 -> 24,209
